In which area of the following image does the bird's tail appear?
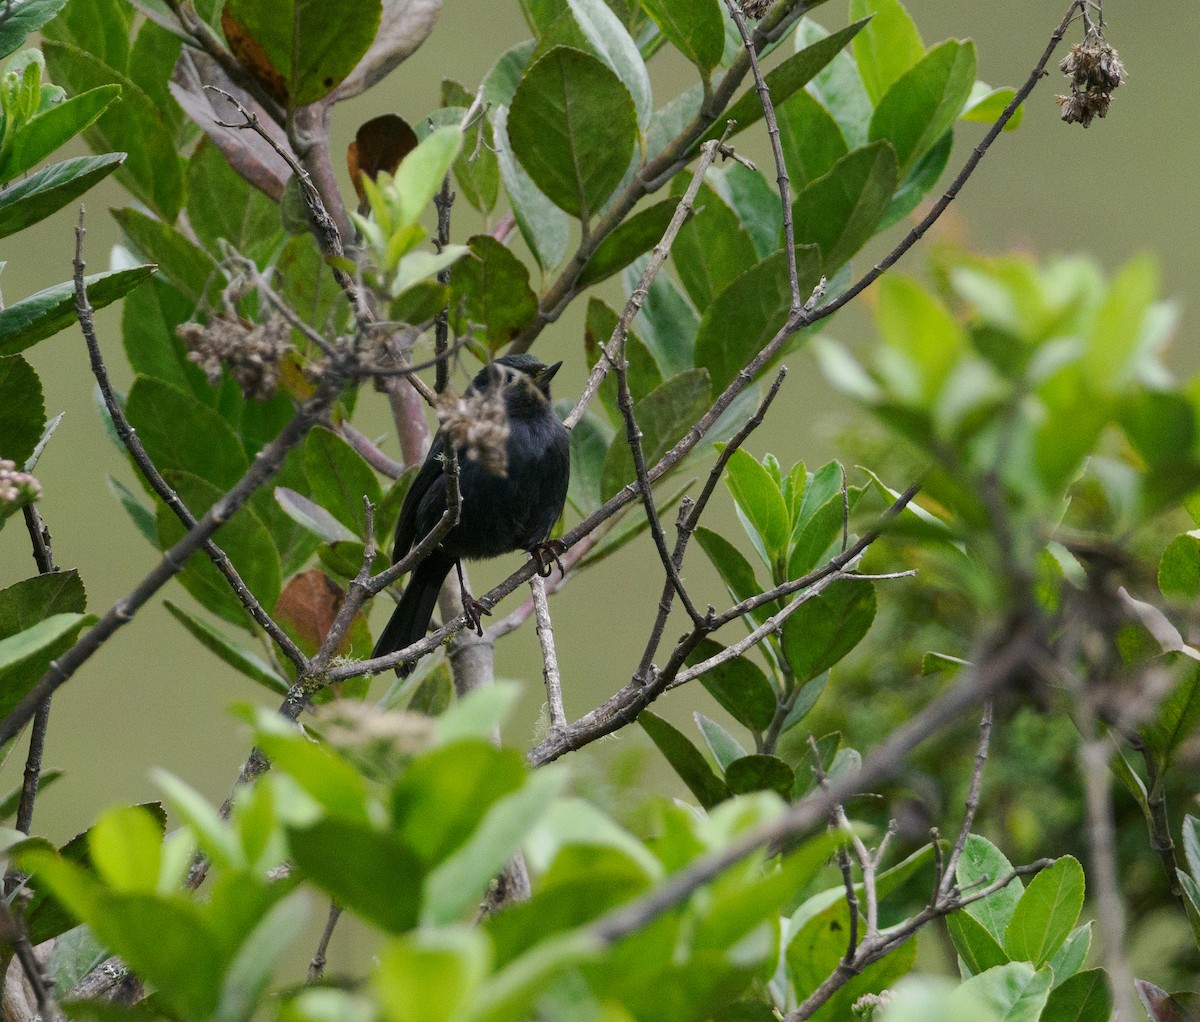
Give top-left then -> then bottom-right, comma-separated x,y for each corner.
372,554 -> 453,677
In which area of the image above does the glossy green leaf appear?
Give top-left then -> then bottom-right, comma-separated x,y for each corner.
0,613 -> 88,718
694,526 -> 779,626
686,638 -> 777,732
392,125 -> 463,228
640,0 -> 723,74
781,578 -> 875,683
0,570 -> 86,637
449,235 -> 539,351
442,81 -> 501,215
958,962 -> 1053,1022
0,0 -> 68,59
1041,970 -> 1113,1022
1085,252 -> 1158,392
0,153 -> 122,238
693,712 -> 747,771
0,84 -> 119,181
163,600 -> 288,695
957,834 -> 1023,943
599,368 -> 711,500
669,181 -> 757,312
583,297 -> 663,423
493,104 -> 569,271
962,83 -> 1023,131
787,489 -> 862,580
125,376 -> 248,490
221,0 -> 382,107
622,256 -> 698,376
792,141 -> 897,272
724,754 -> 794,798
274,486 -> 360,545
508,46 -> 637,221
156,471 -> 282,632
778,88 -> 849,189
303,427 -> 383,540
877,273 -> 965,400
0,354 -> 44,467
948,908 -> 1010,976
121,275 -> 212,403
879,128 -> 952,229
289,818 -> 424,933
850,0 -> 924,104
705,161 -> 781,259
41,39 -> 183,220
578,198 -> 677,288
639,710 -> 730,808
113,207 -> 221,305
723,447 -> 790,563
694,246 -> 822,393
1046,922 -> 1091,989
566,0 -> 651,127
869,39 -> 976,174
186,139 -> 283,265
88,805 -> 163,894
798,19 -> 874,148
696,18 -> 872,150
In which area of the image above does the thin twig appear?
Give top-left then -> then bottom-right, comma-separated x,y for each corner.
939,703 -> 994,899
73,211 -> 310,672
0,901 -> 61,1021
531,575 -> 566,731
433,174 -> 454,395
307,903 -> 342,983
724,0 -> 800,310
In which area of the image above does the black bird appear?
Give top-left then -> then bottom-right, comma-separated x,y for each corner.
372,354 -> 570,676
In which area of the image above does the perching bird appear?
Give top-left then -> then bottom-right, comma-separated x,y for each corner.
372,354 -> 570,676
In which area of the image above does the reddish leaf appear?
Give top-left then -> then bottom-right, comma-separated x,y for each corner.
275,570 -> 348,655
221,9 -> 290,105
348,114 -> 418,205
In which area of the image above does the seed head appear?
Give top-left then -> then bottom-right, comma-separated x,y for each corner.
178,314 -> 293,400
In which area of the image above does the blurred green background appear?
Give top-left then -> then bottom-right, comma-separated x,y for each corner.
0,1 -> 1196,969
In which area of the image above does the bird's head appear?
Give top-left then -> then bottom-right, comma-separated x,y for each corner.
490,354 -> 562,399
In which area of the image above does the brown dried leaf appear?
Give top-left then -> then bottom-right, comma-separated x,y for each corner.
221,8 -> 290,105
275,569 -> 346,654
348,114 -> 418,204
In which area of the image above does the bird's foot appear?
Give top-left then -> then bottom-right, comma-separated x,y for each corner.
529,539 -> 567,578
462,595 -> 492,636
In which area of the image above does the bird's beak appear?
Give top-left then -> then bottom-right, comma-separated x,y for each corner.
536,361 -> 563,387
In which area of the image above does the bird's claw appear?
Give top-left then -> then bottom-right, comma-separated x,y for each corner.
463,595 -> 492,636
530,539 -> 567,578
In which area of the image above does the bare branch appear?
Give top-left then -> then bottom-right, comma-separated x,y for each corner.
939,703 -> 994,900
531,575 -> 566,732
307,903 -> 342,983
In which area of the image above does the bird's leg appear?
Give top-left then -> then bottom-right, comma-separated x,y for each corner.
528,539 -> 567,578
455,560 -> 491,636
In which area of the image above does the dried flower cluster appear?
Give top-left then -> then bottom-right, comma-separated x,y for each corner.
740,0 -> 773,18
178,314 -> 292,400
0,459 -> 41,505
1057,37 -> 1125,128
852,990 -> 893,1020
435,372 -> 511,478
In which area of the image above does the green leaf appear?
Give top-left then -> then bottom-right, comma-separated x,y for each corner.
778,89 -> 849,190
1144,653 -> 1200,770
0,571 -> 86,642
120,275 -> 211,403
583,296 -> 663,422
163,601 -> 288,695
0,0 -> 68,60
723,447 -> 790,564
421,767 -> 567,924
155,471 -> 282,632
1046,922 -> 1091,989
1183,814 -> 1200,880
303,427 -> 383,540
41,38 -> 183,220
695,246 -> 823,393
0,354 -> 44,467
948,908 -> 1010,976
449,235 -> 539,351
599,368 -> 711,500
508,46 -> 637,221
88,805 -> 163,894
781,578 -> 875,683
0,153 -> 122,238
443,81 -> 500,215
0,613 -> 88,718
392,125 -> 463,229
373,927 -> 489,1022
288,818 -> 424,934
622,256 -> 698,376
274,486 -> 360,545
1160,532 -> 1200,602
639,710 -> 730,808
957,834 -> 1023,943
849,0 -> 924,104
577,198 -> 677,288
724,754 -> 794,798
566,0 -> 652,127
640,0 -> 724,74
799,18 -> 874,148
0,84 -> 120,182
791,141 -> 897,272
880,128 -> 952,229
112,207 -> 220,305
705,161 -> 782,260
686,638 -> 777,732
869,38 -> 976,173
693,712 -> 747,771
962,84 -> 1023,131
694,526 -> 779,626
125,376 -> 248,490
1085,252 -> 1158,392
668,181 -> 757,312
186,139 -> 283,265
876,273 -> 966,400
958,962 -> 1053,1022
493,104 -> 569,271
221,0 -> 383,108
696,18 -> 872,150
1041,970 -> 1113,1022
0,265 -> 153,356
217,889 -> 309,1022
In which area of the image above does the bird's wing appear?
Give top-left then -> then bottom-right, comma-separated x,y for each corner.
391,431 -> 447,562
